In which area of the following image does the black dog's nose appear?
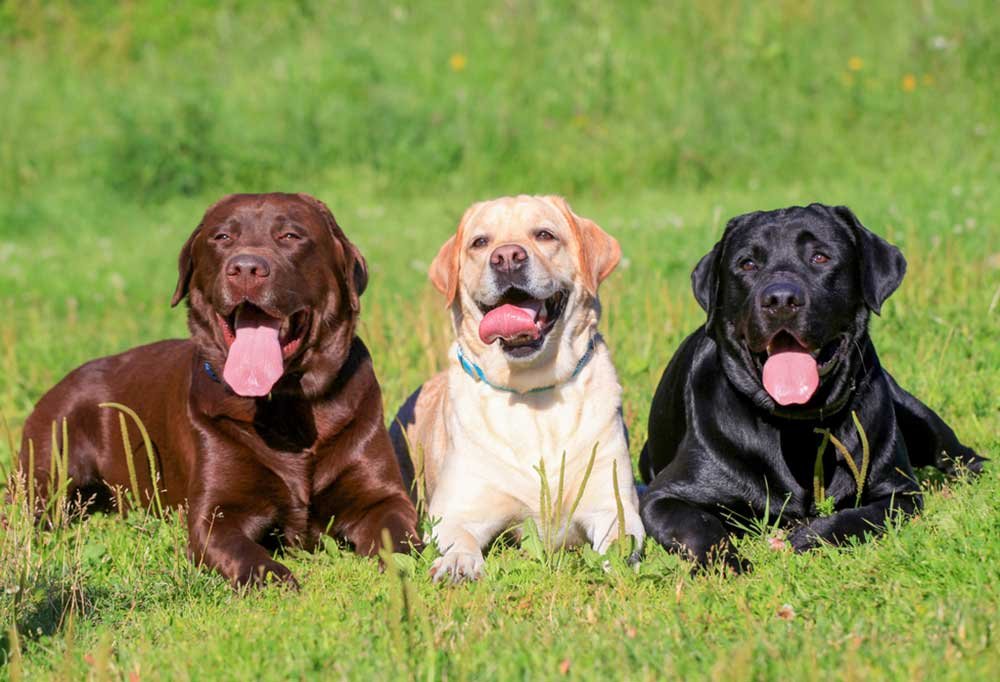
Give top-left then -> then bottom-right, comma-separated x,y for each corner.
226,254 -> 271,282
760,282 -> 805,316
490,244 -> 528,274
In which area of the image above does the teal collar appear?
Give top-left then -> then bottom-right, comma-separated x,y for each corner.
456,336 -> 596,394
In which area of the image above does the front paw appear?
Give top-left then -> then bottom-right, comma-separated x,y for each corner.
430,551 -> 484,584
626,544 -> 644,567
594,533 -> 645,566
946,446 -> 987,476
234,560 -> 299,590
788,520 -> 831,552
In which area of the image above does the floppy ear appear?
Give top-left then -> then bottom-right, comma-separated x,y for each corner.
545,195 -> 621,296
297,193 -> 368,312
692,210 -> 759,327
170,225 -> 201,307
832,205 -> 907,314
172,194 -> 240,307
429,235 -> 459,306
691,242 -> 720,314
576,215 -> 621,296
343,240 -> 368,313
429,202 -> 484,307
691,213 -> 760,326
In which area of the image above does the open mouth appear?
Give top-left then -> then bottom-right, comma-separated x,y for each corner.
752,332 -> 845,377
476,288 -> 567,358
214,303 -> 310,397
750,331 -> 847,406
217,304 -> 309,359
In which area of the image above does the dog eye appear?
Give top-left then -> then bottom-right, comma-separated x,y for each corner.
279,232 -> 302,241
810,253 -> 830,264
535,229 -> 556,242
470,236 -> 489,249
739,258 -> 758,272
212,233 -> 231,242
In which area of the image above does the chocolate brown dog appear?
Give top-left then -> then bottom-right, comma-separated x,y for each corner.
17,193 -> 418,587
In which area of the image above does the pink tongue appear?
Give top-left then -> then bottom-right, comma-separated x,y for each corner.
223,309 -> 284,397
763,350 -> 819,406
479,302 -> 542,344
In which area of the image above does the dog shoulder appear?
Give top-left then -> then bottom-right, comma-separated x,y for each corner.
389,370 -> 451,494
394,371 -> 449,441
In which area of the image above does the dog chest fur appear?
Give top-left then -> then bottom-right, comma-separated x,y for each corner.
439,342 -> 628,509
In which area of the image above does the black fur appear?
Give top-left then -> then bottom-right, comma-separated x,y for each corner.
389,385 -> 421,497
639,204 -> 984,567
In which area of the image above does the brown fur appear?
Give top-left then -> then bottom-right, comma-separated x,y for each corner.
18,193 -> 419,588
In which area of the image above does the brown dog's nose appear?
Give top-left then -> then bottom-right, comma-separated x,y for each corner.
760,281 -> 805,318
226,254 -> 271,283
490,244 -> 528,274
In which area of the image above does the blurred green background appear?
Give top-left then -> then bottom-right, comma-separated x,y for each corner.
1,3 -> 998,678
3,0 -> 997,208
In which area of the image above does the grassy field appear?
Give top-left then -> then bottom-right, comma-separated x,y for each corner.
1,1 -> 998,679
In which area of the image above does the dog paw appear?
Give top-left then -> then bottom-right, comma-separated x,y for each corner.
946,447 -> 987,476
788,523 -> 823,552
430,551 -> 484,584
235,560 -> 299,591
592,535 -> 644,567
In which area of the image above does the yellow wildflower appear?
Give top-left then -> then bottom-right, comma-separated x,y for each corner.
902,74 -> 917,92
847,56 -> 863,71
449,53 -> 467,72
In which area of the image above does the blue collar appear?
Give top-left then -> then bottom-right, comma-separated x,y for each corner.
203,360 -> 221,383
456,336 -> 596,394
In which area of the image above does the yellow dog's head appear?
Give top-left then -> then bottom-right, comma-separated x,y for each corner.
429,195 -> 620,390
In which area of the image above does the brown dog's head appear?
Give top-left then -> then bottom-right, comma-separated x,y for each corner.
172,193 -> 367,398
429,195 -> 620,391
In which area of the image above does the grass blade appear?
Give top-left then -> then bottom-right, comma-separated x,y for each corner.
557,442 -> 599,557
117,412 -> 141,511
99,402 -> 163,516
612,462 -> 627,559
812,428 -> 831,507
851,410 -> 871,506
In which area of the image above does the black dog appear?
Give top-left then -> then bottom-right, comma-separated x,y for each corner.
639,204 -> 984,565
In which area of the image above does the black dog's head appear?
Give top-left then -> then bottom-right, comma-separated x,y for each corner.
692,204 -> 906,415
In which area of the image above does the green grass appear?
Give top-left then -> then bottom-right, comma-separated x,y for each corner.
1,1 -> 998,679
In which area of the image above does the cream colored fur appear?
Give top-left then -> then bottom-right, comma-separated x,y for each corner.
403,195 -> 644,582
